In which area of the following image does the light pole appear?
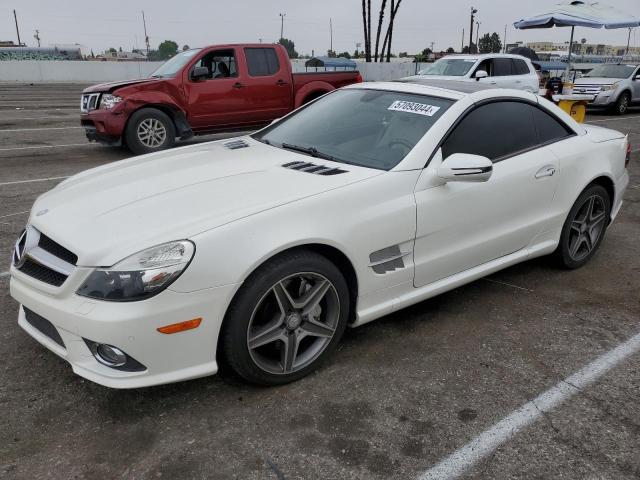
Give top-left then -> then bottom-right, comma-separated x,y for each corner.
475,21 -> 480,52
279,13 -> 286,40
469,7 -> 478,52
627,27 -> 632,55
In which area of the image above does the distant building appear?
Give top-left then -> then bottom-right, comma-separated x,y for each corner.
95,50 -> 147,61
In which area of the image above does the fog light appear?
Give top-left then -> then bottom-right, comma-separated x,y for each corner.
94,343 -> 127,367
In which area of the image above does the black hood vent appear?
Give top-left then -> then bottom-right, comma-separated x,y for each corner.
224,139 -> 250,150
282,161 -> 347,176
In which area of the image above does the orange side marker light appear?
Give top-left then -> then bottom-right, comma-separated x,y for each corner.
157,318 -> 202,334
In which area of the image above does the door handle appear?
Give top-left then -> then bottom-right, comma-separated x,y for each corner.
515,80 -> 522,84
233,82 -> 245,89
535,165 -> 556,178
490,81 -> 497,85
276,79 -> 288,86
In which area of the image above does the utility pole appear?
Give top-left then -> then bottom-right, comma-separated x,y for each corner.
430,41 -> 435,53
142,11 -> 150,58
475,21 -> 480,52
469,7 -> 478,52
33,30 -> 41,47
627,27 -> 632,55
279,13 -> 286,40
461,28 -> 464,52
330,18 -> 333,52
503,24 -> 508,53
13,10 -> 22,46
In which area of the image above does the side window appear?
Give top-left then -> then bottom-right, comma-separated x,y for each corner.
532,107 -> 573,144
492,58 -> 513,76
474,59 -> 492,77
245,48 -> 280,76
193,50 -> 237,80
441,101 -> 539,161
513,59 -> 530,75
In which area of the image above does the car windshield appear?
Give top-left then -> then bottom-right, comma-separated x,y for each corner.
583,64 -> 636,79
254,89 -> 453,170
418,58 -> 477,76
150,49 -> 202,78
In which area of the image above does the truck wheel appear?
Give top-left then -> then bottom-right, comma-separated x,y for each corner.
613,92 -> 630,115
125,108 -> 176,155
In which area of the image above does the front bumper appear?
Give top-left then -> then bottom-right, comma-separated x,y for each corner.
81,108 -> 127,146
10,269 -> 239,389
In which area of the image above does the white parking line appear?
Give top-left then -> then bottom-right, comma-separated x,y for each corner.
418,330 -> 640,480
0,143 -> 94,152
0,271 -> 9,279
0,176 -> 69,187
586,115 -> 640,123
0,126 -> 83,133
0,210 -> 29,219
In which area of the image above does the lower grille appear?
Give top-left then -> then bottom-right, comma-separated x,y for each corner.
17,258 -> 68,287
24,307 -> 65,348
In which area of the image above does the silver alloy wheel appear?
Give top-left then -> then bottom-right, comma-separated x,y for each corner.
568,194 -> 606,261
136,118 -> 167,148
618,93 -> 629,114
247,272 -> 340,375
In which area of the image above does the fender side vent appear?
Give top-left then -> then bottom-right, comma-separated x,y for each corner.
282,161 -> 347,176
224,139 -> 249,150
369,245 -> 409,274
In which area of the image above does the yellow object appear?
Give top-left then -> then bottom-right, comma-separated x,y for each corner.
557,99 -> 587,123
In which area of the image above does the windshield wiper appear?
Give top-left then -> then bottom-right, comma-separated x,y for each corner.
281,143 -> 343,163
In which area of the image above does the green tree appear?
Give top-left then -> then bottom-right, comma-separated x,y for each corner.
338,51 -> 352,59
182,44 -> 190,51
327,49 -> 337,58
157,40 -> 178,60
278,38 -> 299,59
478,33 -> 492,54
108,47 -> 117,53
446,47 -> 455,53
490,32 -> 502,53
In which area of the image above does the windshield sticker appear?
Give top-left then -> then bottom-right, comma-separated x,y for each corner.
388,100 -> 441,117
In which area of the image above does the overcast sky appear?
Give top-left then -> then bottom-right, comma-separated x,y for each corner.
2,0 -> 639,55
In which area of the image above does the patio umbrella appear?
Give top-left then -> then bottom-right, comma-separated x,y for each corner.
514,1 -> 640,79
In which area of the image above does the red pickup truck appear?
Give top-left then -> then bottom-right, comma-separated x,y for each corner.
80,44 -> 362,154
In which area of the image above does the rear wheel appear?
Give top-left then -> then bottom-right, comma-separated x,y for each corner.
613,92 -> 631,115
221,250 -> 349,386
124,108 -> 176,155
556,184 -> 611,269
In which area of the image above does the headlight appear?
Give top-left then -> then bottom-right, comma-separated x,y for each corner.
100,94 -> 123,109
600,83 -> 619,92
76,241 -> 195,302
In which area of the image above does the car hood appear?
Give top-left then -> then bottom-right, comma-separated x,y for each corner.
574,77 -> 623,86
82,78 -> 162,94
29,138 -> 382,266
409,74 -> 471,81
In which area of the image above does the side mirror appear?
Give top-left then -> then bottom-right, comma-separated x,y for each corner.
437,153 -> 492,183
474,70 -> 488,81
191,66 -> 210,81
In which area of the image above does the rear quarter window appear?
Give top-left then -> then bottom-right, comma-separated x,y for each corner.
531,107 -> 573,144
513,59 -> 530,75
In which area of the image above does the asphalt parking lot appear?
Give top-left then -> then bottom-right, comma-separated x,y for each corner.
1,83 -> 639,480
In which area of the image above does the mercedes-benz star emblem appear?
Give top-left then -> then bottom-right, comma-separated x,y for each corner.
12,225 -> 40,269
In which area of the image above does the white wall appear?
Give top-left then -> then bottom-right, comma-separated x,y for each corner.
0,61 -> 163,82
0,60 -> 426,83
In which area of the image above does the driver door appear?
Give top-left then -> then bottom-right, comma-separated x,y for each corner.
183,48 -> 248,130
413,99 -> 562,287
632,67 -> 640,101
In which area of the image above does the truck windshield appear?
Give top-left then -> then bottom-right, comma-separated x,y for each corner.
150,49 -> 202,78
418,58 -> 476,76
583,65 -> 636,79
254,89 -> 453,171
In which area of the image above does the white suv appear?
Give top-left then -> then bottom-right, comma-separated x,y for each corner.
409,53 -> 540,93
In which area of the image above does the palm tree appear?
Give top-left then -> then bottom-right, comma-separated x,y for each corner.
374,0 -> 388,61
361,0 -> 370,62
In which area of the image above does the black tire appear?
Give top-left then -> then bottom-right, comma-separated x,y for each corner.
556,184 -> 611,269
221,250 -> 350,386
613,92 -> 631,116
124,108 -> 176,155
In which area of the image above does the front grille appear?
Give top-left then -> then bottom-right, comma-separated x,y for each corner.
80,93 -> 100,113
17,258 -> 68,287
573,84 -> 603,95
38,234 -> 78,265
23,307 -> 65,348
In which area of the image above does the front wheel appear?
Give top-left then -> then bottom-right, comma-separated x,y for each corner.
613,92 -> 631,116
221,251 -> 350,386
124,108 -> 176,155
556,184 -> 611,269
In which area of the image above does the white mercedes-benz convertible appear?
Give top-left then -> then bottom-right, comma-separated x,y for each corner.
10,80 -> 630,388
